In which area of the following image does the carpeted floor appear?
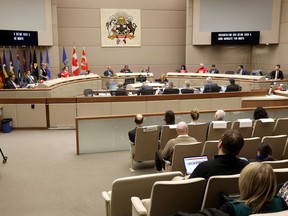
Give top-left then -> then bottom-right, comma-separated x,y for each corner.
0,129 -> 156,216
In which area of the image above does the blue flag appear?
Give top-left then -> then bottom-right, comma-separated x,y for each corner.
46,48 -> 51,79
40,49 -> 43,64
16,48 -> 23,83
9,48 -> 14,75
2,49 -> 8,78
62,47 -> 69,69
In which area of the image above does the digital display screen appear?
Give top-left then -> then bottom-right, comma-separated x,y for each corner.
211,31 -> 260,45
0,29 -> 38,46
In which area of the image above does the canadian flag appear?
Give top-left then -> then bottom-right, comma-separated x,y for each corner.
81,47 -> 89,72
72,47 -> 80,76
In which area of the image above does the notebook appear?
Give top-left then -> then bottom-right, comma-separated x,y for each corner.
183,155 -> 208,175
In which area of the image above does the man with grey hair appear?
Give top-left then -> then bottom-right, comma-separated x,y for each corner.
155,121 -> 198,171
214,109 -> 226,121
39,62 -> 48,81
203,76 -> 220,93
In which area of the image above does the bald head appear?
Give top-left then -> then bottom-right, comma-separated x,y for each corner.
134,114 -> 144,125
214,110 -> 226,120
206,77 -> 212,83
176,121 -> 188,135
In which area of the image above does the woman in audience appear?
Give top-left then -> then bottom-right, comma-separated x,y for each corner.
220,163 -> 288,215
253,106 -> 269,120
190,108 -> 200,124
256,142 -> 275,161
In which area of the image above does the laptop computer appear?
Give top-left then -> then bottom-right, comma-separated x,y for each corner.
183,155 -> 208,175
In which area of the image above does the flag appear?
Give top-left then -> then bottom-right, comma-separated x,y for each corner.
72,47 -> 80,76
22,48 -> 27,72
45,48 -> 51,79
29,47 -> 33,69
9,48 -> 14,75
33,47 -> 37,64
0,56 -> 4,88
16,48 -> 23,82
40,49 -> 43,64
81,47 -> 89,72
2,49 -> 8,78
62,47 -> 69,69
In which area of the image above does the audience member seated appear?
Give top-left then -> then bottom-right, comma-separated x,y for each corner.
209,64 -> 219,74
189,130 -> 249,179
256,142 -> 275,162
214,109 -> 226,121
220,163 -> 288,216
155,73 -> 168,84
155,121 -> 198,171
114,82 -> 128,96
225,78 -> 241,92
203,77 -> 221,93
128,114 -> 144,143
103,66 -> 114,77
236,65 -> 249,75
163,82 -> 179,94
190,108 -> 200,124
270,64 -> 284,80
4,74 -> 19,89
141,66 -> 150,73
120,65 -> 132,73
253,106 -> 269,120
196,63 -> 207,73
278,181 -> 288,206
164,110 -> 175,125
23,70 -> 36,87
61,66 -> 71,78
137,82 -> 154,95
181,80 -> 194,94
179,65 -> 188,73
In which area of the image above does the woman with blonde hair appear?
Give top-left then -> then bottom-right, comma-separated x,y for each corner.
190,108 -> 200,124
220,163 -> 288,215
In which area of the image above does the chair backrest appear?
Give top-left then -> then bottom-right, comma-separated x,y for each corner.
159,125 -> 178,150
201,174 -> 240,210
250,210 -> 288,216
261,135 -> 288,160
251,119 -> 275,138
262,159 -> 288,169
140,89 -> 155,95
133,126 -> 161,162
170,142 -> 203,174
181,88 -> 194,94
202,140 -> 219,159
148,178 -> 206,216
162,88 -> 180,94
109,171 -> 183,216
273,118 -> 288,136
231,119 -> 254,138
188,123 -> 209,143
83,88 -> 93,97
203,85 -> 221,93
273,168 -> 288,185
207,121 -> 232,141
111,90 -> 128,96
238,137 -> 261,160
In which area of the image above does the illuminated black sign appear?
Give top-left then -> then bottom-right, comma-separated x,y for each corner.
0,29 -> 38,46
211,31 -> 260,45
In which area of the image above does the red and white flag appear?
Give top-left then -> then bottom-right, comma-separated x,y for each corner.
72,47 -> 80,76
81,47 -> 89,73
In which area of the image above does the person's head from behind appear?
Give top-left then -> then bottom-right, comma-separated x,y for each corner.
117,82 -> 124,89
134,114 -> 143,126
257,142 -> 273,161
218,130 -> 244,156
168,82 -> 174,89
214,109 -> 226,121
164,110 -> 175,125
190,108 -> 200,121
239,162 -> 276,214
253,107 -> 268,120
229,78 -> 236,85
185,80 -> 191,88
206,76 -> 212,83
176,121 -> 188,135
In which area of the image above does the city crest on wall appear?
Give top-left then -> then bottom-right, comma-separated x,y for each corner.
101,9 -> 141,47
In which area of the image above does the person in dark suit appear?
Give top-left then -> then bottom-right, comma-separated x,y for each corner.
137,82 -> 153,95
209,64 -> 219,74
225,78 -> 241,92
270,64 -> 284,80
103,66 -> 114,77
23,70 -> 36,87
236,65 -> 249,75
128,114 -> 144,143
120,65 -> 132,73
4,74 -> 19,89
203,77 -> 220,92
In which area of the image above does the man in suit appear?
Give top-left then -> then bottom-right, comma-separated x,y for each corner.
209,64 -> 219,74
4,74 -> 19,89
225,78 -> 241,92
23,70 -> 35,87
203,77 -> 220,93
270,64 -> 284,80
103,66 -> 114,77
155,121 -> 198,171
137,82 -> 153,95
120,65 -> 132,73
236,65 -> 249,75
128,114 -> 144,143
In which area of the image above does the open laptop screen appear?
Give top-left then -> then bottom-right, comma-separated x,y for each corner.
183,155 -> 208,175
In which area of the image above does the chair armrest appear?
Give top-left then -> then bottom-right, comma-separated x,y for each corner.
102,191 -> 111,203
131,197 -> 148,216
163,159 -> 171,166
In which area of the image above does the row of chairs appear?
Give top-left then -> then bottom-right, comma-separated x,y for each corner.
102,168 -> 288,216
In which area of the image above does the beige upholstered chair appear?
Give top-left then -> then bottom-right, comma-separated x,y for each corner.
273,168 -> 288,185
251,119 -> 275,138
131,178 -> 206,216
262,159 -> 288,169
102,171 -> 183,216
158,125 -> 177,150
231,119 -> 254,138
164,142 -> 203,174
188,123 -> 209,143
273,118 -> 288,136
261,135 -> 288,160
130,125 -> 160,169
201,174 -> 240,209
238,137 -> 261,160
250,210 -> 288,216
202,140 -> 219,159
207,121 -> 231,141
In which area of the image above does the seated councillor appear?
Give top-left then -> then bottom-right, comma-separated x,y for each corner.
189,130 -> 249,179
196,63 -> 207,73
155,121 -> 198,171
4,74 -> 19,89
179,65 -> 188,73
128,114 -> 144,143
120,65 -> 132,73
61,66 -> 71,78
225,78 -> 241,92
23,70 -> 36,86
256,142 -> 275,162
137,81 -> 153,95
253,106 -> 269,120
236,65 -> 249,75
190,108 -> 200,124
209,64 -> 219,74
103,66 -> 114,77
270,64 -> 284,80
220,163 -> 288,216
